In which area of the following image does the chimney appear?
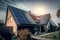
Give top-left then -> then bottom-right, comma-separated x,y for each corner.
29,11 -> 31,14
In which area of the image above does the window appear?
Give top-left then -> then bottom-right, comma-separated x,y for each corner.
10,16 -> 12,22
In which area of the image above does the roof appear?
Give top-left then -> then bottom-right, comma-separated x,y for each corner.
29,13 -> 51,25
30,14 -> 51,21
8,6 -> 36,25
39,14 -> 51,25
39,17 -> 49,25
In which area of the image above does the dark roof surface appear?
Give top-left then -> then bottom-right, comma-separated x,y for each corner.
39,14 -> 50,25
8,6 -> 36,25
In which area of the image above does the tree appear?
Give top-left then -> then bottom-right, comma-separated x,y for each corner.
18,28 -> 32,40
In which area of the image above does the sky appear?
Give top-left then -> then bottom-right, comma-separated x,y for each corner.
0,0 -> 60,25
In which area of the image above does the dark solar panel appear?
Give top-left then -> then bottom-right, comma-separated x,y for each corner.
17,18 -> 28,24
9,6 -> 32,24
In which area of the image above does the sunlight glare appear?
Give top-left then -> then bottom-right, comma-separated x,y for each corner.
32,5 -> 48,16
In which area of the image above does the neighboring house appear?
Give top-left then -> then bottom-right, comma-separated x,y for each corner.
5,6 -> 36,36
38,14 -> 51,33
39,14 -> 50,32
39,14 -> 57,32
30,13 -> 51,33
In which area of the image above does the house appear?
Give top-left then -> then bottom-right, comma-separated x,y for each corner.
5,6 -> 36,36
39,14 -> 51,32
5,5 -> 57,36
30,13 -> 51,33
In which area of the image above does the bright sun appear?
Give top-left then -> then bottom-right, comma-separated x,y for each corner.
32,5 -> 48,16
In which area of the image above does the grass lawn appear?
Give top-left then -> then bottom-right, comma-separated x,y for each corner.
41,31 -> 60,40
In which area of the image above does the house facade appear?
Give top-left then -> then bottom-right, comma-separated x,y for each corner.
5,6 -> 36,36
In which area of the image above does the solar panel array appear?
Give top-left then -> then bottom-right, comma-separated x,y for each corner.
9,6 -> 33,24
